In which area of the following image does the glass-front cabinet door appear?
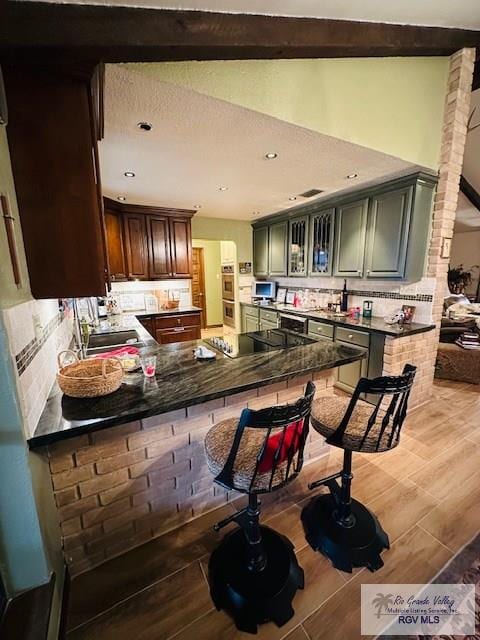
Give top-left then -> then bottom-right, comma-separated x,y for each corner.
288,215 -> 309,276
309,207 -> 334,276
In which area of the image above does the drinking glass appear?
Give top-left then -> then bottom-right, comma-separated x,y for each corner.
141,355 -> 157,378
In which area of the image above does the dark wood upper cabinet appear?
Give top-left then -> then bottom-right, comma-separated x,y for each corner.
169,217 -> 192,278
103,198 -> 195,281
148,216 -> 171,279
104,207 -> 127,281
123,212 -> 149,280
4,64 -> 108,298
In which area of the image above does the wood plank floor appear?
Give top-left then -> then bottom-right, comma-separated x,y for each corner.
66,380 -> 480,640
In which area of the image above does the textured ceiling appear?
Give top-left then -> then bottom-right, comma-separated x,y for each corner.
16,0 -> 480,30
456,89 -> 480,232
455,193 -> 480,232
100,65 -> 413,220
462,89 -> 480,197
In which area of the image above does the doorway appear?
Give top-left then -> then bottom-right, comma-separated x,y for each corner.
191,247 -> 206,328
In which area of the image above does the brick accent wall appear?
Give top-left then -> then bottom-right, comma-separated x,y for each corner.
47,371 -> 334,576
383,48 -> 475,408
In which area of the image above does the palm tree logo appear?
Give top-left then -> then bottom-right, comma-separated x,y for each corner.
372,593 -> 394,618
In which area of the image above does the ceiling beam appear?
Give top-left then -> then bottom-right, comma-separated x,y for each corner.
460,175 -> 480,212
1,3 -> 480,64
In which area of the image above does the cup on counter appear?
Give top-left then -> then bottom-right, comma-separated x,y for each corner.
140,355 -> 157,378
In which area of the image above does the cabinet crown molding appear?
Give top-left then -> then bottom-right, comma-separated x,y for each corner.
104,196 -> 196,218
251,170 -> 437,228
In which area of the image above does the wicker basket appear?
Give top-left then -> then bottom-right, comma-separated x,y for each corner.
57,350 -> 124,398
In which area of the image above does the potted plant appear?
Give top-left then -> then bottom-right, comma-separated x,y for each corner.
448,264 -> 473,294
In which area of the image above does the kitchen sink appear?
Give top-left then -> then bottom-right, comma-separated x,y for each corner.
87,330 -> 144,353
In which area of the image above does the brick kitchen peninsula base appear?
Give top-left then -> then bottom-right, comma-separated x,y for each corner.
44,371 -> 334,576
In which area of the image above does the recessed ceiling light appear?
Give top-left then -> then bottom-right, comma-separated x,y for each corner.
219,186 -> 228,191
289,196 -> 297,201
265,152 -> 278,160
124,171 -> 135,178
117,196 -> 126,201
252,211 -> 260,216
194,205 -> 202,209
346,173 -> 358,179
137,122 -> 153,131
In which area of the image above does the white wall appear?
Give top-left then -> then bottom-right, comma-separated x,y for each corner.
450,230 -> 480,296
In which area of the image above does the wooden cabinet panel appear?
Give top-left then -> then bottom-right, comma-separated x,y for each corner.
137,315 -> 154,338
169,218 -> 192,278
253,227 -> 269,276
4,65 -> 108,298
333,199 -> 368,278
155,326 -> 200,344
148,216 -> 171,279
124,213 -> 149,279
105,209 -> 127,281
154,313 -> 201,330
365,186 -> 413,279
269,221 -> 288,276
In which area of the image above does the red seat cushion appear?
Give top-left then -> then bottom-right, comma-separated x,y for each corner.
257,419 -> 304,473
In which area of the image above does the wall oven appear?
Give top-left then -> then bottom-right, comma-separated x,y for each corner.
223,300 -> 236,328
278,313 -> 308,334
221,274 -> 235,301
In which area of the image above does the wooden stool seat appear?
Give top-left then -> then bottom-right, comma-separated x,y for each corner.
205,417 -> 304,492
311,396 -> 396,453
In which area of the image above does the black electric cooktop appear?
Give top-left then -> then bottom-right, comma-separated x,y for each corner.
205,329 -> 316,359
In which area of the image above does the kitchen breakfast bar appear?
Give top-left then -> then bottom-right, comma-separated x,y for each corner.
28,323 -> 366,575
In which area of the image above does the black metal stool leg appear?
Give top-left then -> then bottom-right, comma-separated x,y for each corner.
301,450 -> 389,573
208,493 -> 304,634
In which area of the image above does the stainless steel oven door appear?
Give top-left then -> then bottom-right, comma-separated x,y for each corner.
278,313 -> 307,334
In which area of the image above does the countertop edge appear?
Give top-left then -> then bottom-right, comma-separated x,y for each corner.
241,302 -> 435,337
27,347 -> 366,449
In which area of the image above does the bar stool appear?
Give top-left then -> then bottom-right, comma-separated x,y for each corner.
301,365 -> 416,573
204,381 -> 316,634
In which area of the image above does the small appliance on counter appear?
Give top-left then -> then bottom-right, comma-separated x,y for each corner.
251,280 -> 276,305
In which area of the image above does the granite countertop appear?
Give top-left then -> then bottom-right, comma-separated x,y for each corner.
241,302 -> 435,338
29,325 -> 365,448
133,306 -> 202,318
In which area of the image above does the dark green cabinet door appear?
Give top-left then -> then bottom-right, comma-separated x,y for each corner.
335,343 -> 368,393
288,216 -> 308,276
245,315 -> 259,332
365,186 -> 413,278
269,221 -> 288,276
309,208 -> 334,276
333,199 -> 368,277
253,226 -> 269,276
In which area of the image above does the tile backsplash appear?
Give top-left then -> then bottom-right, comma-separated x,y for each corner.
110,280 -> 192,310
272,276 -> 435,324
2,299 -> 73,438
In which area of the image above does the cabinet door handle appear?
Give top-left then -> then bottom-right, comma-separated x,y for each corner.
348,334 -> 353,339
177,318 -> 181,325
173,327 -> 184,332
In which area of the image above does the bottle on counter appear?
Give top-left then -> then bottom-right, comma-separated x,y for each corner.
340,279 -> 349,312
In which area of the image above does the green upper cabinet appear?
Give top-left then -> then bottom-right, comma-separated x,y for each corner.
333,199 -> 368,278
251,172 -> 436,283
269,221 -> 288,276
288,216 -> 309,276
308,207 -> 334,276
365,186 -> 413,279
253,226 -> 269,276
